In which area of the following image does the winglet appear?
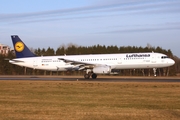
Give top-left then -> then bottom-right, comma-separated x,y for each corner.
11,35 -> 36,58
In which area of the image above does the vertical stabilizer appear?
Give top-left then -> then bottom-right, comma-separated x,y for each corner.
11,35 -> 36,58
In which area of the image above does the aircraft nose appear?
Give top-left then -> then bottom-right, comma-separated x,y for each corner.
170,59 -> 175,65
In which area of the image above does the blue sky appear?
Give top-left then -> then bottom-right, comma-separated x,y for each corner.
0,0 -> 180,57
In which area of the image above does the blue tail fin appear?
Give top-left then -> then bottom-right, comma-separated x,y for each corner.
11,35 -> 36,58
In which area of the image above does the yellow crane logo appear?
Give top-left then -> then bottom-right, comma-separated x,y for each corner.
15,42 -> 24,52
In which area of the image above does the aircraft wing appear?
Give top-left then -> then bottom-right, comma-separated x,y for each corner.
58,58 -> 105,68
58,58 -> 94,65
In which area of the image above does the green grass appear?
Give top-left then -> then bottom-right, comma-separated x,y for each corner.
0,81 -> 180,120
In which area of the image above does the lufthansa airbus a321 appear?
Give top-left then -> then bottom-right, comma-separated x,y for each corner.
9,35 -> 175,79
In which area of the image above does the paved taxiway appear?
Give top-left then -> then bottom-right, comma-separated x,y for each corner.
0,75 -> 180,82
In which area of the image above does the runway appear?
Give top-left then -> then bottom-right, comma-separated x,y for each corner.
0,75 -> 180,82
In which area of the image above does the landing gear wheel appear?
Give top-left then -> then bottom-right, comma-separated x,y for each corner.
84,74 -> 90,79
91,73 -> 97,79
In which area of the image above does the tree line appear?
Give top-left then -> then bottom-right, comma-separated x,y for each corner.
0,44 -> 179,76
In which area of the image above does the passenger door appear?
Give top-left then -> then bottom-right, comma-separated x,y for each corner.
33,59 -> 38,68
151,53 -> 156,63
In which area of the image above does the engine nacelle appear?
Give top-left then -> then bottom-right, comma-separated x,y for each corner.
93,66 -> 111,74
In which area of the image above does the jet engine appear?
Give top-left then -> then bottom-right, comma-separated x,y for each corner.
93,66 -> 111,74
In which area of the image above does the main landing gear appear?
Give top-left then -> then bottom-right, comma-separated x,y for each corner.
84,69 -> 97,79
84,73 -> 97,79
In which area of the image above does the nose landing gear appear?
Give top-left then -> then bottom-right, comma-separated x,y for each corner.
153,68 -> 157,77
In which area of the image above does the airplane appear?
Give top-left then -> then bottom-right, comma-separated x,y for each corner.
9,35 -> 175,79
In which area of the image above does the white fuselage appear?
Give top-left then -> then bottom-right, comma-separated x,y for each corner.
9,52 -> 175,72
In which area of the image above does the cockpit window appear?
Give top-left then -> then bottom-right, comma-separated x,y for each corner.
161,56 -> 169,59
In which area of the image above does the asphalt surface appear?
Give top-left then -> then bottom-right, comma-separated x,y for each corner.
0,75 -> 180,82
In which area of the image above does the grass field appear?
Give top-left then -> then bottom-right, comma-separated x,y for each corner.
0,80 -> 180,120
